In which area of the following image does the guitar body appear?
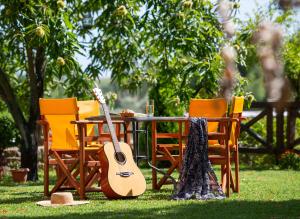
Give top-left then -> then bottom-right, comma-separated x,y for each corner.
99,142 -> 146,199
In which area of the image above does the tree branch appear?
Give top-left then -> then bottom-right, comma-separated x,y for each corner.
28,47 -> 46,127
0,67 -> 28,146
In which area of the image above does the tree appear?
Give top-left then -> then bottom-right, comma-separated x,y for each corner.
236,2 -> 296,101
0,0 -> 90,180
80,0 -> 233,116
283,31 -> 300,101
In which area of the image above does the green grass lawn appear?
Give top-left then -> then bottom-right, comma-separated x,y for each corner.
0,168 -> 300,219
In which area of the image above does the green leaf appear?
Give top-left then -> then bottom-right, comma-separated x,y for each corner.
63,13 -> 73,30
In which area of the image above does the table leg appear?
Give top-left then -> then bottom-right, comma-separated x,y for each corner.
145,123 -> 149,162
136,122 -> 140,165
123,122 -> 128,143
79,124 -> 86,200
151,121 -> 157,190
132,121 -> 137,163
178,121 -> 183,169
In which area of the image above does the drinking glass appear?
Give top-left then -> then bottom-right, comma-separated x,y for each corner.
146,99 -> 154,117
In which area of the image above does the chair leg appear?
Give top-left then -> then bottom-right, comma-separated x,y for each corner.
152,158 -> 158,189
221,165 -> 226,192
226,146 -> 231,197
44,152 -> 49,197
234,150 -> 240,193
221,164 -> 224,185
230,170 -> 235,192
152,121 -> 158,190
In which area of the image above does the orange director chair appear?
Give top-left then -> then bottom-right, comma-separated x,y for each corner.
188,98 -> 235,196
38,98 -> 102,199
151,98 -> 230,193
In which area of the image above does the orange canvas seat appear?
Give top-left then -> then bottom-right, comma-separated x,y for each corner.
38,98 -> 102,199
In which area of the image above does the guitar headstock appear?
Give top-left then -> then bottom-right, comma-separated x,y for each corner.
93,87 -> 106,104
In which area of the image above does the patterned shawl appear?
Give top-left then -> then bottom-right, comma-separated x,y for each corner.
172,117 -> 225,200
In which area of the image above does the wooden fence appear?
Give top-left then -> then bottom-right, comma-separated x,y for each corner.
240,101 -> 300,157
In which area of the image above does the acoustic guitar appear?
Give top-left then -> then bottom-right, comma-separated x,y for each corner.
93,87 -> 146,199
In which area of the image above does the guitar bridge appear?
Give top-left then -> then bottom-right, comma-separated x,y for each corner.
116,172 -> 134,177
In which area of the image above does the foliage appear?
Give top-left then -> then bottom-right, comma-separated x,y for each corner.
79,1 -> 248,117
0,111 -> 20,148
239,119 -> 268,148
235,2 -> 296,101
104,91 -> 118,110
97,78 -> 148,113
240,153 -> 276,169
7,160 -> 21,170
283,31 -> 300,101
233,75 -> 255,108
279,151 -> 300,170
0,0 -> 95,180
0,0 -> 92,100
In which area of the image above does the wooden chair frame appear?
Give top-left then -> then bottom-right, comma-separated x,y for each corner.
151,117 -> 233,196
38,98 -> 102,199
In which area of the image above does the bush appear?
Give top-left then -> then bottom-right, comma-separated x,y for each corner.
0,112 -> 20,166
239,153 -> 276,169
279,151 -> 300,170
0,112 -> 20,149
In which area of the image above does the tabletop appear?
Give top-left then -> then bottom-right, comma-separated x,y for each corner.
72,115 -> 234,124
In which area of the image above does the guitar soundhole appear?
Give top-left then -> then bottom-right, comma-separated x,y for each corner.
114,152 -> 126,165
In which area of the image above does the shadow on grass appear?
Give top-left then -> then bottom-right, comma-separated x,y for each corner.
8,200 -> 300,219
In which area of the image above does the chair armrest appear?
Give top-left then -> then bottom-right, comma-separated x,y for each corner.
206,117 -> 230,122
36,120 -> 49,126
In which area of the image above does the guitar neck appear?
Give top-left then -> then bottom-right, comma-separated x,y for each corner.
101,103 -> 121,153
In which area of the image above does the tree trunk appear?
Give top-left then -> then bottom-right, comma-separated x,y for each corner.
20,124 -> 39,181
0,51 -> 45,181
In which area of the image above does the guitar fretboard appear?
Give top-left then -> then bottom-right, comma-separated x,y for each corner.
100,99 -> 122,153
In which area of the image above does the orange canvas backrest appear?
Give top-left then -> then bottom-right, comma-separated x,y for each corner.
189,98 -> 227,144
77,100 -> 100,136
189,98 -> 227,131
39,98 -> 79,150
229,96 -> 244,146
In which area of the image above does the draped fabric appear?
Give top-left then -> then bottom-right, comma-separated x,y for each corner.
172,118 -> 225,200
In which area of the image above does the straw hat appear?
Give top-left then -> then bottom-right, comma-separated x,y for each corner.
36,192 -> 89,207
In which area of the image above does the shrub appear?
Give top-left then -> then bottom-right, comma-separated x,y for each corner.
239,153 -> 276,169
0,111 -> 21,152
279,151 -> 300,170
